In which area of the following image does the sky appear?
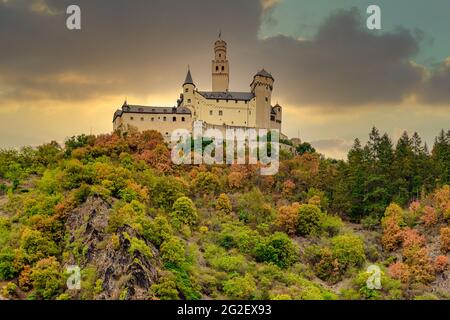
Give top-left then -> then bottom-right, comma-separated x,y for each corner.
0,0 -> 449,159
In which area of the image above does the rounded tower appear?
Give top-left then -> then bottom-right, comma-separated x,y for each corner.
251,69 -> 274,129
212,33 -> 229,92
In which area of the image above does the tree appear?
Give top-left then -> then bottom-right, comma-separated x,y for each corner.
296,204 -> 322,236
30,257 -> 63,299
170,197 -> 198,229
216,194 -> 232,214
160,237 -> 186,267
330,234 -> 365,268
296,142 -> 316,155
223,274 -> 256,299
254,232 -> 298,268
275,203 -> 300,235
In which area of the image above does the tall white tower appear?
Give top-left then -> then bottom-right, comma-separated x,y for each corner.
212,33 -> 229,92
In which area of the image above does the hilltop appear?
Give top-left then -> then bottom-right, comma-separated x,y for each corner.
0,128 -> 449,300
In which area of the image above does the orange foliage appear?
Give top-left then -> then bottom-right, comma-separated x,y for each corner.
440,227 -> 450,253
19,265 -> 32,291
276,203 -> 300,235
401,228 -> 425,249
227,171 -> 245,189
282,180 -> 295,196
402,245 -> 435,284
381,217 -> 403,251
434,255 -> 448,273
420,206 -> 437,227
388,262 -> 410,283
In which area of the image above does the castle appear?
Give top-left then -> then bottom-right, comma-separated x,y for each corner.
113,35 -> 283,139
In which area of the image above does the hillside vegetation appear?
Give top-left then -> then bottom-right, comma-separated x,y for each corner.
0,128 -> 449,300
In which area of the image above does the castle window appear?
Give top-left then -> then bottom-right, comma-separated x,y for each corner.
185,88 -> 189,93
187,99 -> 191,103
173,117 -> 177,122
219,110 -> 223,116
221,66 -> 225,71
271,116 -> 275,121
209,110 -> 213,116
216,99 -> 219,103
181,117 -> 185,122
235,100 -> 238,103
130,117 -> 134,120
151,117 -> 154,122
163,116 -> 167,121
265,97 -> 268,102
219,54 -> 222,58
216,66 -> 219,71
141,117 -> 144,121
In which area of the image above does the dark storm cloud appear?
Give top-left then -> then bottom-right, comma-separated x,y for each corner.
254,8 -> 425,107
0,0 -> 448,108
419,60 -> 450,105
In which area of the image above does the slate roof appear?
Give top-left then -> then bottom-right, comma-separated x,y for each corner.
184,69 -> 194,85
255,69 -> 274,80
113,105 -> 191,122
198,91 -> 255,101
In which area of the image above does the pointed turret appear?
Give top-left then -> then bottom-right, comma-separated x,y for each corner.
183,67 -> 195,86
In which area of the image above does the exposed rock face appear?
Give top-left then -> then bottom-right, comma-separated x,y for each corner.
64,196 -> 160,300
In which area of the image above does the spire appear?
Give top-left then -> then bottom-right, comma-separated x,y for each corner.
183,66 -> 194,86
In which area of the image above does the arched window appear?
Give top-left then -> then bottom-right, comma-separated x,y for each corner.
216,66 -> 219,71
181,117 -> 185,122
151,117 -> 154,122
173,117 -> 177,122
221,66 -> 225,71
163,116 -> 167,122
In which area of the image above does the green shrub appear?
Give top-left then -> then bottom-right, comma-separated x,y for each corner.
0,248 -> 17,280
237,188 -> 274,225
20,228 -> 59,264
142,215 -> 173,247
128,237 -> 153,259
150,271 -> 179,300
297,204 -> 322,236
2,281 -> 17,298
30,257 -> 63,300
170,197 -> 198,229
160,237 -> 186,267
331,234 -> 366,268
254,232 -> 298,268
223,274 -> 256,299
320,215 -> 344,236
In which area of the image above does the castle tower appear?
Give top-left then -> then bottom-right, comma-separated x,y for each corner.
251,69 -> 274,129
183,67 -> 196,115
212,33 -> 229,92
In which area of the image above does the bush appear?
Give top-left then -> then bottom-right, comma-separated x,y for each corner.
20,228 -> 59,264
215,194 -> 232,214
330,234 -> 365,268
254,232 -> 298,268
237,188 -> 274,225
160,237 -> 186,267
2,282 -> 17,298
30,257 -> 63,299
151,271 -> 179,300
128,237 -> 153,259
223,275 -> 256,299
275,203 -> 300,235
0,248 -> 18,280
320,215 -> 344,237
296,204 -> 322,236
434,255 -> 448,273
192,172 -> 221,195
440,227 -> 450,252
170,197 -> 198,229
143,215 -> 173,247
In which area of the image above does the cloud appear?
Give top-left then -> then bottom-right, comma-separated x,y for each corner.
311,138 -> 354,160
419,58 -> 450,105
